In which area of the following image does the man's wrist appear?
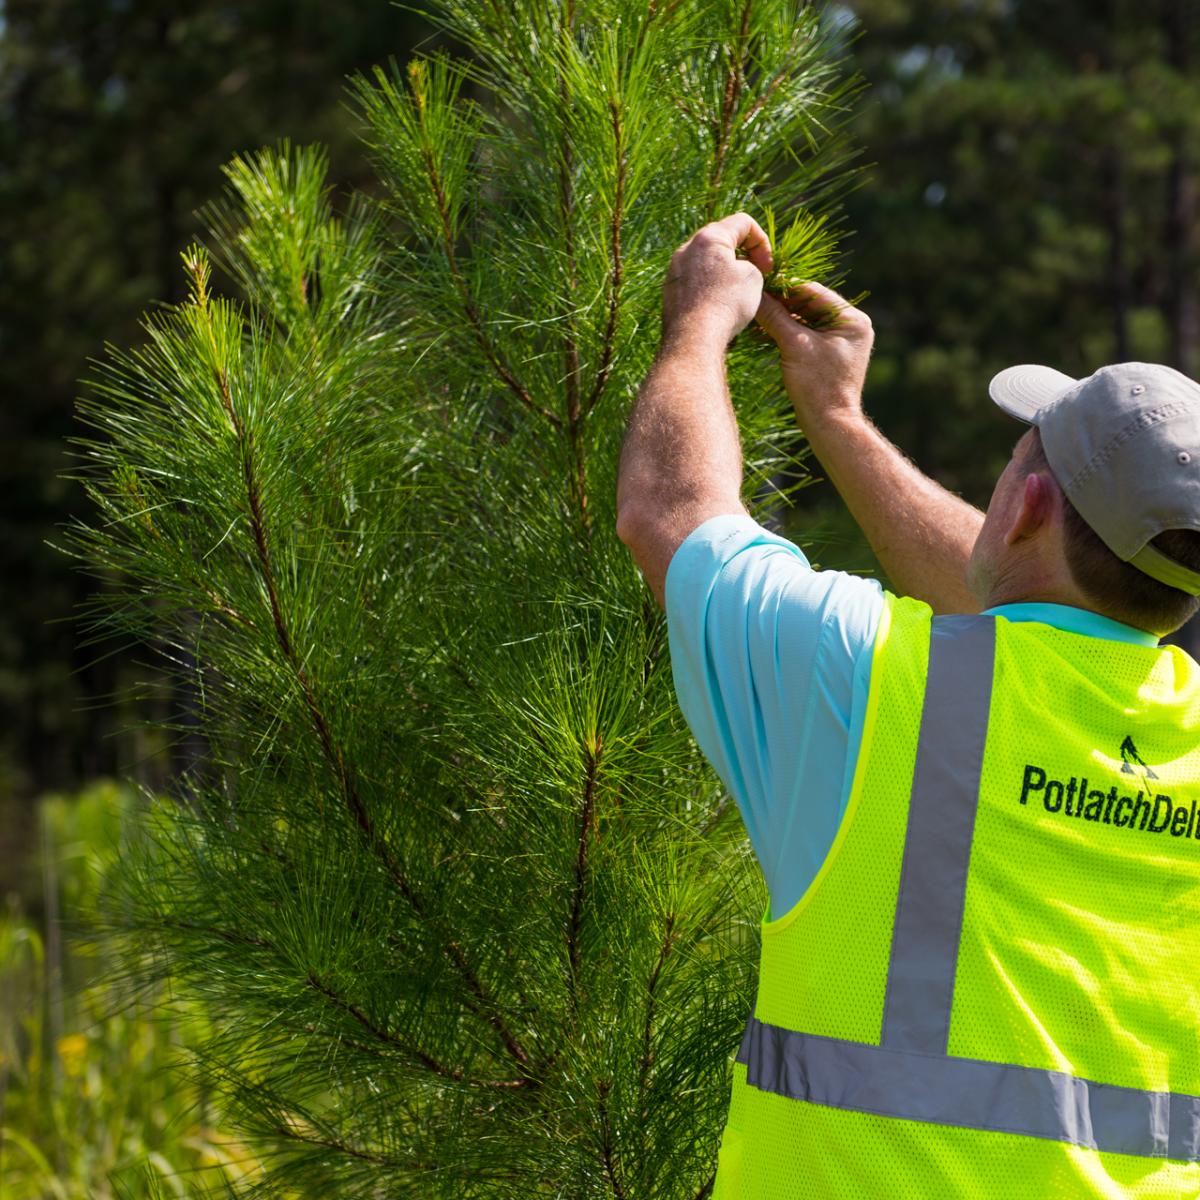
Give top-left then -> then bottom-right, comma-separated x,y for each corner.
787,390 -> 868,435
659,315 -> 734,362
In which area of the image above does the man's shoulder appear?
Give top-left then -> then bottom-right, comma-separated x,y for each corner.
665,513 -> 887,642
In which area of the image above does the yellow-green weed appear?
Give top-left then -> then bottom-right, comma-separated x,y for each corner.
0,783 -> 270,1200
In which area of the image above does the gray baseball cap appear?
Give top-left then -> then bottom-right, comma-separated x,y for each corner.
988,361 -> 1200,595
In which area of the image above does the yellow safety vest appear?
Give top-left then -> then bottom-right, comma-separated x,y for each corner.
713,595 -> 1200,1198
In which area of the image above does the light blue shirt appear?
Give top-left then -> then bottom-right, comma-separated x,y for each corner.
664,513 -> 1160,919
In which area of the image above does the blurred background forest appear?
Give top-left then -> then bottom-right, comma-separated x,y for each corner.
2,0 -> 1198,1190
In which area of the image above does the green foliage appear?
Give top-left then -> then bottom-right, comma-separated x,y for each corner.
763,207 -> 839,295
761,206 -> 867,325
0,783 -> 267,1199
0,0 -> 434,800
832,0 -> 1200,503
65,2 -> 859,1194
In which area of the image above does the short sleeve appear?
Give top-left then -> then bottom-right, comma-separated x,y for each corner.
664,513 -> 885,916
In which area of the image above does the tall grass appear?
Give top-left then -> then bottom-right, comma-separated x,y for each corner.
0,782 -> 268,1199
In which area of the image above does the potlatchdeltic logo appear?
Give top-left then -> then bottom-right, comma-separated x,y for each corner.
1120,735 -> 1159,783
1018,737 -> 1198,842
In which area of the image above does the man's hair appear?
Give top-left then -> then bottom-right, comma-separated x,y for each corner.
1021,429 -> 1200,633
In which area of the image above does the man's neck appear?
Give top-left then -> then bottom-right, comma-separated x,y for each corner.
981,586 -> 1160,637
982,573 -> 1092,613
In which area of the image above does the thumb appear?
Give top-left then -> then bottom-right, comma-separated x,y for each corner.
755,291 -> 808,346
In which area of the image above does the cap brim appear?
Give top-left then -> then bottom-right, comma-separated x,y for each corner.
988,365 -> 1079,424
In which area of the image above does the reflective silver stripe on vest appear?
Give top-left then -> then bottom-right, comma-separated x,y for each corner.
881,614 -> 996,1054
738,614 -> 1200,1161
736,1017 -> 1200,1161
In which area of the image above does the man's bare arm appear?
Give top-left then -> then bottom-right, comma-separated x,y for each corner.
755,283 -> 983,614
617,213 -> 773,606
801,408 -> 983,613
616,332 -> 747,607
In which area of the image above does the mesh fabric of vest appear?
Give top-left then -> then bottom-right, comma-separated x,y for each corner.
713,595 -> 1200,1198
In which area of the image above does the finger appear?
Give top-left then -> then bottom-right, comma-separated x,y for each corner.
735,258 -> 767,293
782,280 -> 869,330
755,291 -> 811,345
707,211 -> 773,274
784,280 -> 845,311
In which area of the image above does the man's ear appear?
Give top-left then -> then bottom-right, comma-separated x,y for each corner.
1003,471 -> 1055,547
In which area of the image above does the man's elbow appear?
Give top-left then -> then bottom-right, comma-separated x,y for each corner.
616,503 -> 670,607
617,497 -> 749,606
615,500 -> 646,555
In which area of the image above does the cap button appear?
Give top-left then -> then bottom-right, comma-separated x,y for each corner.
1132,384 -> 1146,395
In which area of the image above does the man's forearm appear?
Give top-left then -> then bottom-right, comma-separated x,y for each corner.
754,284 -> 984,613
803,408 -> 984,614
616,330 -> 748,605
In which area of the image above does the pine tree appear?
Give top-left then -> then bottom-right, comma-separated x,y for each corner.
66,3 -> 858,1195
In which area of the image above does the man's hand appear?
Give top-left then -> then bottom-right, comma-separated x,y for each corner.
662,212 -> 773,349
755,281 -> 874,431
616,213 -> 769,605
754,279 -> 984,614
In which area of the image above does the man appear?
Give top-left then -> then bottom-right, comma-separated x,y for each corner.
616,212 -> 1200,1197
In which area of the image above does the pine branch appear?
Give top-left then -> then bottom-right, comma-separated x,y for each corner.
698,795 -> 734,840
482,0 -> 533,81
162,918 -> 273,951
637,914 -> 677,1121
187,253 -> 536,1079
307,971 -> 458,1079
556,3 -> 592,534
566,733 -> 603,1001
166,917 -> 528,1091
708,0 -> 755,213
257,811 -> 539,1078
636,0 -> 686,54
114,461 -> 258,632
641,596 -> 666,689
378,930 -> 534,1076
306,972 -> 528,1089
187,254 -> 363,831
272,1121 -> 401,1167
408,62 -> 560,431
739,60 -> 792,131
444,936 -> 534,1070
597,1078 -> 630,1200
584,98 -> 627,418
